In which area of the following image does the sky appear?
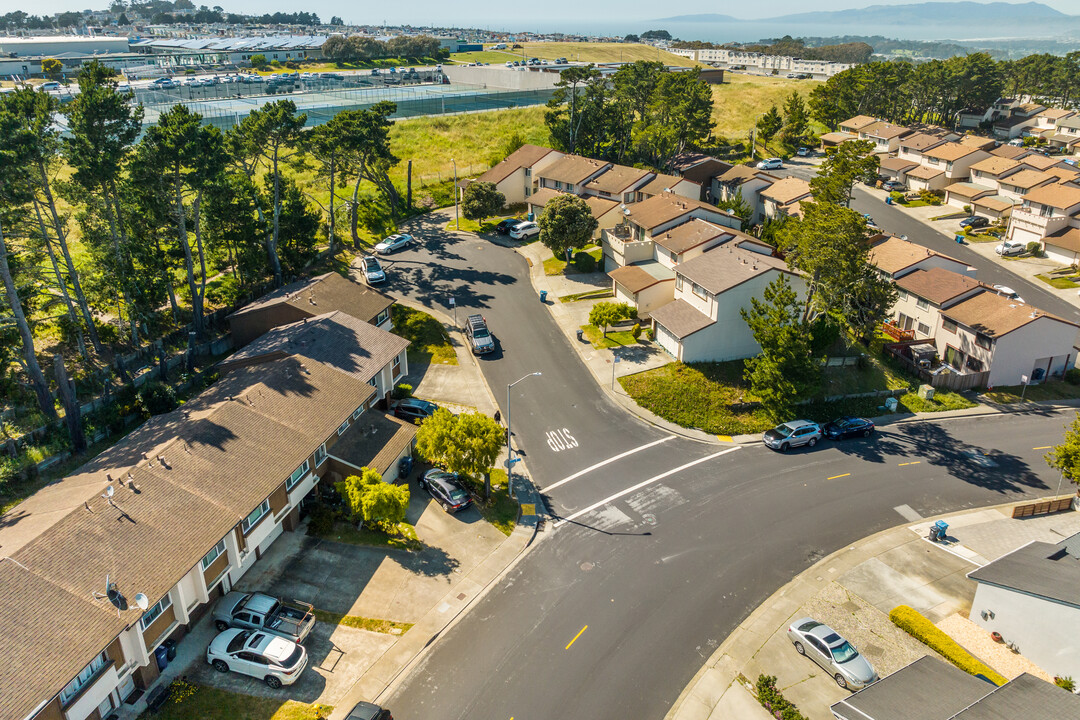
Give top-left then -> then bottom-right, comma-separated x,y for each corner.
9,0 -> 1077,27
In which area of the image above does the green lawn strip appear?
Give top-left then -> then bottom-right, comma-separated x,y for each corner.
982,380 -> 1080,404
140,682 -> 330,720
542,246 -> 602,275
311,608 -> 413,635
560,289 -> 614,303
443,217 -> 501,233
581,324 -> 642,350
1036,273 -> 1079,289
458,468 -> 517,536
391,305 -> 457,365
320,520 -> 422,552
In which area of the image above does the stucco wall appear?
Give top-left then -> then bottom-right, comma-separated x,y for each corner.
986,316 -> 1079,386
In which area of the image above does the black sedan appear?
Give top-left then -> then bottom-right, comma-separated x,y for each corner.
419,470 -> 472,513
958,215 -> 990,229
823,416 -> 875,440
494,219 -> 522,235
393,398 -> 439,423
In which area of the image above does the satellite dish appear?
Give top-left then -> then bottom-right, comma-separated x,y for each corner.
134,593 -> 149,611
105,485 -> 115,498
107,584 -> 129,612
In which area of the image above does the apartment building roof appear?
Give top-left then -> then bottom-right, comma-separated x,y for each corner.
869,235 -> 965,276
227,272 -> 393,325
653,218 -> 731,255
638,172 -> 688,196
839,114 -> 878,131
1045,226 -> 1080,253
679,157 -> 733,185
989,144 -> 1032,160
972,194 -> 1019,212
476,143 -> 558,185
1015,101 -> 1047,115
958,135 -> 997,150
880,157 -> 919,173
969,156 -> 1023,176
820,131 -> 858,144
895,267 -> 986,306
1023,181 -> 1080,209
943,290 -> 1076,338
1058,116 -> 1080,131
1016,154 -> 1063,171
760,176 -> 813,206
861,121 -> 911,140
0,355 -> 376,720
625,191 -> 735,232
1000,169 -> 1056,190
1045,167 -> 1080,184
945,181 -> 995,200
1040,108 -> 1075,121
649,299 -> 715,339
922,142 -> 982,162
951,672 -> 1080,719
536,154 -> 611,185
329,411 -> 418,477
585,164 -> 653,194
608,261 -> 676,293
906,165 -> 945,180
716,164 -> 764,184
898,133 -> 946,152
676,243 -> 793,296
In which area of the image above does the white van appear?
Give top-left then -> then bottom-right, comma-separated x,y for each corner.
493,43 -> 507,50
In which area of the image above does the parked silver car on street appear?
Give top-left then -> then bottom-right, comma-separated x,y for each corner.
786,617 -> 878,690
762,420 -> 822,452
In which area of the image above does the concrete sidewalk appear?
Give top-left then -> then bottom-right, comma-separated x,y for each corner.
666,500 -> 1080,720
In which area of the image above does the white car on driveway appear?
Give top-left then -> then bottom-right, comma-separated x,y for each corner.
361,255 -> 386,284
374,233 -> 415,254
207,629 -> 308,688
509,221 -> 540,240
995,240 -> 1025,256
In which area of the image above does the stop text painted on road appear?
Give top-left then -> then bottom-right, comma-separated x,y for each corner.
546,428 -> 579,452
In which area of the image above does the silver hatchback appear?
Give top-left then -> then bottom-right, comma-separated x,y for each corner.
786,617 -> 878,690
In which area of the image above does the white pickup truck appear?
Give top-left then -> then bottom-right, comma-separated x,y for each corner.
212,592 -> 315,643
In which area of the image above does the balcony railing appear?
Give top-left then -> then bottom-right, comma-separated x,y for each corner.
882,321 -> 915,342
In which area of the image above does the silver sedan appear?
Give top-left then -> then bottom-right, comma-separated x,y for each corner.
786,617 -> 878,690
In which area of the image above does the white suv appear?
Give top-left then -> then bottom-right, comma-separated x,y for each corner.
510,221 -> 540,240
757,158 -> 784,170
763,420 -> 822,452
207,629 -> 308,688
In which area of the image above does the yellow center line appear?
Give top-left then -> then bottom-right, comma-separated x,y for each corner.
898,461 -> 921,467
1033,446 -> 1052,450
827,473 -> 851,480
565,625 -> 588,650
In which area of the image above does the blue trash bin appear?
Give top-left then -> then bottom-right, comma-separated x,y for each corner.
955,234 -> 965,244
885,196 -> 893,205
539,290 -> 548,303
154,644 -> 169,671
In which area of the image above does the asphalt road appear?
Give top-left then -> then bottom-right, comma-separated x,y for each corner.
375,211 -> 1072,720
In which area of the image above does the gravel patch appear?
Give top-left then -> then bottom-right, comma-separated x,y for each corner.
936,613 -> 1053,682
802,582 -> 930,676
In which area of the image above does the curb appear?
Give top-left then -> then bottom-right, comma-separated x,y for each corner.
663,499 -> 1042,720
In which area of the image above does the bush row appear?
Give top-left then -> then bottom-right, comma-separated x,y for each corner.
889,605 -> 1008,685
755,674 -> 807,720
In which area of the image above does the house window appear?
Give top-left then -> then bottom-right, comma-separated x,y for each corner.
337,419 -> 350,436
392,354 -> 402,380
916,297 -> 929,310
201,539 -> 227,570
917,322 -> 931,336
351,404 -> 365,420
966,356 -> 985,372
942,318 -> 957,333
897,290 -> 908,302
368,378 -> 379,408
525,186 -> 531,197
692,282 -> 707,300
676,275 -> 684,291
375,309 -> 389,326
524,167 -> 531,177
140,593 -> 173,630
242,499 -> 271,534
286,459 -> 310,490
60,651 -> 109,706
314,444 -> 327,467
944,345 -> 965,369
975,333 -> 993,350
554,180 -> 562,190
1040,204 -> 1054,218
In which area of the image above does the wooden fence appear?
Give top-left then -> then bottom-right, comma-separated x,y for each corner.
1011,495 -> 1076,518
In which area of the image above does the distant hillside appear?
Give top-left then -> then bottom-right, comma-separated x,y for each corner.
658,13 -> 740,22
660,2 -> 1075,26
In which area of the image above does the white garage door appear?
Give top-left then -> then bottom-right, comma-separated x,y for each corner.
655,323 -> 680,360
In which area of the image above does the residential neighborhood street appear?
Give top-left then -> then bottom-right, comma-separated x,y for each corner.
375,209 -> 1073,720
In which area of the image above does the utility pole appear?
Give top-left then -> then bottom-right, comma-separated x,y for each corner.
506,372 -> 541,495
451,157 -> 459,229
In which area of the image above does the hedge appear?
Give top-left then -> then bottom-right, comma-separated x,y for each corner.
889,605 -> 1008,685
755,674 -> 807,720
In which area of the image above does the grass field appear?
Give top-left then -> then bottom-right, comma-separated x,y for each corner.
140,684 -> 328,720
521,42 -> 701,67
710,73 -> 823,141
391,305 -> 457,365
982,380 -> 1080,404
449,50 -> 524,65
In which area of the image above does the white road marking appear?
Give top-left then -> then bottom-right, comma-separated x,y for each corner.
894,504 -> 923,522
545,428 -> 580,452
555,446 -> 741,526
543,435 -> 676,491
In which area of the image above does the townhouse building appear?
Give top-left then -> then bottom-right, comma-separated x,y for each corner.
857,121 -> 912,154
1048,115 -> 1080,152
758,176 -> 813,220
869,234 -> 976,280
685,47 -> 854,77
909,142 -> 990,193
467,144 -> 563,205
635,172 -> 701,201
712,165 -> 780,225
534,154 -> 613,195
889,267 -> 986,341
992,101 -> 1046,139
1005,182 -> 1080,263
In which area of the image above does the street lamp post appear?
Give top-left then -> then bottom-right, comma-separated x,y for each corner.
506,371 -> 541,495
451,157 -> 459,230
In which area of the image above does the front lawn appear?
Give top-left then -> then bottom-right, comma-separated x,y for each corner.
459,468 -> 517,536
318,520 -> 422,552
391,305 -> 457,365
560,289 -> 614,303
311,608 -> 413,635
444,217 -> 501,233
1036,273 -> 1080,289
543,246 -> 603,275
982,380 -> 1080,404
581,324 -> 643,350
140,683 -> 329,720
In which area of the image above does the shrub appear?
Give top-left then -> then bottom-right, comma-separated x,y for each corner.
755,675 -> 807,720
963,204 -> 971,213
284,60 -> 299,69
270,59 -> 282,67
392,383 -> 413,399
1056,676 -> 1076,692
168,678 -> 198,704
136,381 -> 177,417
95,320 -> 120,346
889,190 -> 904,202
1065,368 -> 1080,385
631,323 -> 642,340
646,327 -> 655,341
306,501 -> 335,536
335,467 -> 410,529
1026,241 -> 1041,256
250,53 -> 267,69
890,605 -> 1008,685
573,251 -> 597,273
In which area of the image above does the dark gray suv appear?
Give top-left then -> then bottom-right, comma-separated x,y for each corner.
465,314 -> 495,354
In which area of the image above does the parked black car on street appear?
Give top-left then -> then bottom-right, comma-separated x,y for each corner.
823,416 -> 875,440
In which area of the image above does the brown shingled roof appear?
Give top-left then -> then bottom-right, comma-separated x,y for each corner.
989,144 -> 1031,160
1045,226 -> 1080,253
677,244 -> 793,296
898,133 -> 946,152
228,272 -> 393,326
760,176 -> 813,206
625,191 -> 735,232
328,411 -> 417,476
608,264 -> 668,293
869,235 -> 965,275
942,291 -> 1077,338
653,219 -> 730,255
1015,154 -> 1062,171
923,142 -> 983,162
840,115 -> 878,131
880,157 -> 919,172
638,172 -> 689,196
861,121 -> 911,140
907,165 -> 945,180
649,298 -> 715,339
1023,182 -> 1080,209
1000,169 -> 1056,190
476,144 -> 557,185
970,156 -> 1023,176
537,154 -> 611,185
585,163 -> 652,194
895,267 -> 986,306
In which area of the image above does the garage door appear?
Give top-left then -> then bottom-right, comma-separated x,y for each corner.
655,323 -> 680,360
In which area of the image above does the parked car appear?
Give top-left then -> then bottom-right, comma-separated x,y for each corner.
361,255 -> 386,284
371,68 -> 381,75
465,314 -> 495,354
509,221 -> 540,240
823,416 -> 875,440
757,157 -> 784,170
992,284 -> 1024,303
393,398 -> 439,423
786,617 -> 878,690
959,215 -> 990,229
39,81 -> 62,92
419,469 -> 473,513
796,146 -> 812,157
882,179 -> 905,192
495,219 -> 523,235
344,702 -> 394,720
207,629 -> 308,689
762,420 -> 822,452
213,591 -> 316,643
995,240 -> 1025,256
374,233 -> 415,254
